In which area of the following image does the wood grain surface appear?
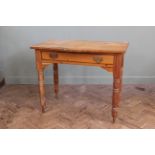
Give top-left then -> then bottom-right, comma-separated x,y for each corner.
41,51 -> 114,65
31,40 -> 128,54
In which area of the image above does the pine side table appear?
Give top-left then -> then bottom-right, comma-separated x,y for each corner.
31,40 -> 128,122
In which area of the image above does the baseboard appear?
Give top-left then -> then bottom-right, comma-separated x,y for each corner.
5,75 -> 155,84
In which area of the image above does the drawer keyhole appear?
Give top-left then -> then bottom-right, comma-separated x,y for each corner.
93,56 -> 103,63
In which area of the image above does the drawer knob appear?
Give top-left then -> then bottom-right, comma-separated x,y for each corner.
93,56 -> 103,64
49,52 -> 58,59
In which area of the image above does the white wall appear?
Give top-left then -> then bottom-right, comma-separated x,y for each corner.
0,26 -> 155,84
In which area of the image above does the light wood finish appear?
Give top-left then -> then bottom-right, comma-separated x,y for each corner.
112,54 -> 124,123
42,51 -> 114,65
35,50 -> 46,112
31,40 -> 128,122
43,60 -> 114,71
31,40 -> 128,54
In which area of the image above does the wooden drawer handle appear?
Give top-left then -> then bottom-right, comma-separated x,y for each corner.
49,52 -> 58,59
93,56 -> 103,63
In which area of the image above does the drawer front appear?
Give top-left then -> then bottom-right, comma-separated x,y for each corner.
41,52 -> 113,65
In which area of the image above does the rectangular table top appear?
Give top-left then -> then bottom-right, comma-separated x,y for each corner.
31,40 -> 128,54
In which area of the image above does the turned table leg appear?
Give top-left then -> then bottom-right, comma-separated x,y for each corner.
35,50 -> 46,112
53,63 -> 59,98
112,54 -> 124,123
38,69 -> 46,112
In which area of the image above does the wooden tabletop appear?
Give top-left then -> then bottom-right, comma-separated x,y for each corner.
31,40 -> 128,54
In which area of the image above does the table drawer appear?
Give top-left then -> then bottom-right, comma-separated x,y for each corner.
41,51 -> 114,65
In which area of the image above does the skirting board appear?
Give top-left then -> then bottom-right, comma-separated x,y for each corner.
5,75 -> 155,84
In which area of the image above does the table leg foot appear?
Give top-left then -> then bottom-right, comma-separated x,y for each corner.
112,118 -> 116,123
41,106 -> 45,113
112,110 -> 117,123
